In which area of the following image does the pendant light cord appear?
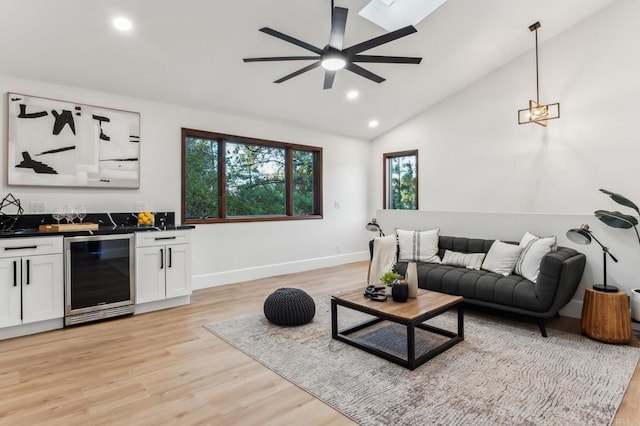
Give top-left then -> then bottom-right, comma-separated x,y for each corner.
535,27 -> 540,104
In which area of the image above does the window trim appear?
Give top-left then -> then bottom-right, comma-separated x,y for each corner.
383,150 -> 418,210
182,128 -> 323,224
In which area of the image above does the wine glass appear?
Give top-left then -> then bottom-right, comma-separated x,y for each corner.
76,205 -> 87,223
62,205 -> 75,224
68,208 -> 78,224
52,208 -> 63,225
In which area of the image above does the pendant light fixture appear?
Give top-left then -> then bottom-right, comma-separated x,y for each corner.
518,21 -> 560,127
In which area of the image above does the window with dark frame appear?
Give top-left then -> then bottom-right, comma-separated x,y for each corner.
383,150 -> 418,210
182,128 -> 323,223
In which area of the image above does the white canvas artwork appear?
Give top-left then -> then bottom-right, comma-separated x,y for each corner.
7,93 -> 140,188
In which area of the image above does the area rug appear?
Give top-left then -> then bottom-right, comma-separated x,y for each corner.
205,296 -> 640,425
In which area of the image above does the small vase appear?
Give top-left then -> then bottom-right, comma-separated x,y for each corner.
385,286 -> 393,296
406,261 -> 418,298
392,278 -> 409,302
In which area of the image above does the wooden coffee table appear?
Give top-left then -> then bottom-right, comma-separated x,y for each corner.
331,288 -> 464,370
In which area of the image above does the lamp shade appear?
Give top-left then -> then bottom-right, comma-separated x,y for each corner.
365,222 -> 380,232
365,218 -> 385,236
566,225 -> 592,245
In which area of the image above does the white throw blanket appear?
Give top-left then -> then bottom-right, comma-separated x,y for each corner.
368,235 -> 398,285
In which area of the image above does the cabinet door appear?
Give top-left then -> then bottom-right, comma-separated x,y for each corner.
165,244 -> 191,299
21,254 -> 64,324
0,258 -> 22,328
136,246 -> 166,304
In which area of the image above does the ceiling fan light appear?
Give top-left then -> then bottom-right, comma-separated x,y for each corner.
321,56 -> 347,71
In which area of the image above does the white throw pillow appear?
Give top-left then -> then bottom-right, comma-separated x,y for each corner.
396,228 -> 440,263
481,240 -> 523,276
515,232 -> 557,283
519,231 -> 538,248
519,231 -> 558,252
441,250 -> 486,270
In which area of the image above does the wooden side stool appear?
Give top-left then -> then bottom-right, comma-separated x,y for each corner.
581,287 -> 632,344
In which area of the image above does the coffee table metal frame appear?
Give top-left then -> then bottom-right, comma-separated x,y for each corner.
331,293 -> 464,370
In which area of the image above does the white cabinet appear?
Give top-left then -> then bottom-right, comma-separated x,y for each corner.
135,231 -> 191,304
0,237 -> 63,328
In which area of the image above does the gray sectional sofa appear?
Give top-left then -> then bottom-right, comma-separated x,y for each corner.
388,236 -> 586,336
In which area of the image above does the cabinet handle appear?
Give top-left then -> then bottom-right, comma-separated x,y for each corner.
13,261 -> 17,287
168,248 -> 172,268
4,245 -> 37,251
26,259 -> 30,284
160,248 -> 164,269
155,236 -> 177,241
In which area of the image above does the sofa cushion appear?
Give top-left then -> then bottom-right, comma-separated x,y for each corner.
441,250 -> 485,270
396,228 -> 440,263
481,241 -> 523,276
437,236 -> 494,259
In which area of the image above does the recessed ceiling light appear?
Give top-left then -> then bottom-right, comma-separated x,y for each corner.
368,120 -> 379,128
113,17 -> 133,32
346,90 -> 359,100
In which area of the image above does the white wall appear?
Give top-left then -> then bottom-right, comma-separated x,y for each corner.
369,0 -> 640,316
0,75 -> 372,288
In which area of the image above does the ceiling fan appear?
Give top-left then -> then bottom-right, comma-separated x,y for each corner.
243,0 -> 422,89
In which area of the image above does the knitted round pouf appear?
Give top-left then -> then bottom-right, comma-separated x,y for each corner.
264,288 -> 316,326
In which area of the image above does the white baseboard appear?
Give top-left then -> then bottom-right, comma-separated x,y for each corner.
192,251 -> 369,290
559,299 -> 582,319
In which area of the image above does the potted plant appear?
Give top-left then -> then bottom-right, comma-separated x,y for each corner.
595,189 -> 640,244
380,270 -> 400,295
595,189 -> 640,321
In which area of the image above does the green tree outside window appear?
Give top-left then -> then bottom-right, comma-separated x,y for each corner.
182,129 -> 322,223
384,150 -> 418,210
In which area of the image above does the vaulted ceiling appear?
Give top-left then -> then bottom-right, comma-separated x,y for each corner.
0,0 -> 616,140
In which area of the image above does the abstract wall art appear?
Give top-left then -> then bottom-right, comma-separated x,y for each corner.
7,93 -> 140,188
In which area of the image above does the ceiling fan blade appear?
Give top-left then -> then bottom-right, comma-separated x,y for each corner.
244,56 -> 321,62
323,71 -> 336,90
329,7 -> 348,50
344,25 -> 418,55
259,27 -> 324,55
352,55 -> 422,64
345,63 -> 385,84
274,62 -> 321,84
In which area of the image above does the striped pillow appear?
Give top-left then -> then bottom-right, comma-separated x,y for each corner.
441,250 -> 486,270
396,228 -> 441,263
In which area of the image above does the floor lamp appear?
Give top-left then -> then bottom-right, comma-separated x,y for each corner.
566,224 -> 619,293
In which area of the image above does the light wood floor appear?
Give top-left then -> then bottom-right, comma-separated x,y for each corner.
0,261 -> 638,425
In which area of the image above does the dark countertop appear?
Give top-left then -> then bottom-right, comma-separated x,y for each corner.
0,225 -> 195,239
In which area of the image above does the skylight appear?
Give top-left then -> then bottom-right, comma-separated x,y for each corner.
359,0 -> 447,32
